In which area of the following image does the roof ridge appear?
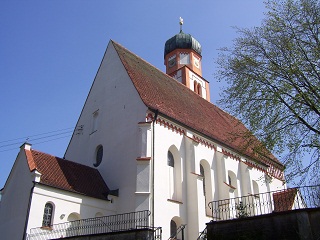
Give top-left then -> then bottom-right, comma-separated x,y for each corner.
112,40 -> 217,109
109,40 -> 284,178
111,40 -> 169,78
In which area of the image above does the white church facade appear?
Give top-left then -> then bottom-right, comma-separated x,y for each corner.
0,29 -> 285,240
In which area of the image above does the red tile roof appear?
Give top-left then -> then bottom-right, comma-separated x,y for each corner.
112,41 -> 284,178
273,188 -> 298,212
25,149 -> 109,200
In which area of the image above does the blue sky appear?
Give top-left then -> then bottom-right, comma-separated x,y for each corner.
0,0 -> 266,188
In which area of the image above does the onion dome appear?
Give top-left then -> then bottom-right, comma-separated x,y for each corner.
164,30 -> 202,57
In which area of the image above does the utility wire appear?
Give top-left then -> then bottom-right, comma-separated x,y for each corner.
0,127 -> 74,144
0,134 -> 72,153
0,130 -> 73,148
0,127 -> 76,153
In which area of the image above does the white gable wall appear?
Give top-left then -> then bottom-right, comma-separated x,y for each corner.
65,42 -> 149,214
0,149 -> 34,240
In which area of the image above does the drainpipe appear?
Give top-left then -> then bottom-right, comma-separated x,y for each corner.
151,109 -> 159,228
22,181 -> 36,240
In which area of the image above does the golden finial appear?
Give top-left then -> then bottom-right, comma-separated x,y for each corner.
179,17 -> 183,32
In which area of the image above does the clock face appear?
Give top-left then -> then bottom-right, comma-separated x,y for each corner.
168,58 -> 176,68
194,58 -> 200,68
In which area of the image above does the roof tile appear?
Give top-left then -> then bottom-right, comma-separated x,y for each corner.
26,149 -> 109,200
112,41 -> 284,177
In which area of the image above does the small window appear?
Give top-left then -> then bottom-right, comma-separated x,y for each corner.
92,110 -> 99,133
42,203 -> 54,227
167,151 -> 174,167
94,145 -> 103,167
170,220 -> 177,238
194,81 -> 197,93
197,83 -> 202,96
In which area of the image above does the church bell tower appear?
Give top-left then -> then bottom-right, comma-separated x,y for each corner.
164,18 -> 210,101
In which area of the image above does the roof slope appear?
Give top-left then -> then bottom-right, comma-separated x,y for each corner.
26,149 -> 109,200
111,41 -> 284,175
273,188 -> 298,212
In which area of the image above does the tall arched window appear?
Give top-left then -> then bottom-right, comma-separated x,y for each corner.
200,164 -> 205,196
200,160 -> 213,215
168,150 -> 175,199
167,151 -> 174,167
167,147 -> 182,201
42,202 -> 54,227
170,219 -> 177,238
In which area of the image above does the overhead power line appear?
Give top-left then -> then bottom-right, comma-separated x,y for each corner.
0,127 -> 75,153
0,127 -> 74,144
0,130 -> 73,148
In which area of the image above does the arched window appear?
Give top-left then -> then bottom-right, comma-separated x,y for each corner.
200,164 -> 205,196
94,145 -> 103,167
170,219 -> 177,238
167,151 -> 174,167
42,202 -> 54,227
200,160 -> 213,216
168,150 -> 175,199
197,83 -> 202,96
194,81 -> 197,93
228,175 -> 232,186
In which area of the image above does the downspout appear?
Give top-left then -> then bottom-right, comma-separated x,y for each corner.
22,181 -> 36,240
151,109 -> 159,228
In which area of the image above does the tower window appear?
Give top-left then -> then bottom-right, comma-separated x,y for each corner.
194,81 -> 202,96
94,145 -> 103,167
197,83 -> 202,96
42,202 -> 54,227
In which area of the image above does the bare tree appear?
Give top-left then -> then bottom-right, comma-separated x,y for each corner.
216,0 -> 320,184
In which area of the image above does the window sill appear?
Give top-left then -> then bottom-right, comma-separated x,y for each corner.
40,226 -> 53,231
191,172 -> 203,178
167,199 -> 183,204
224,181 -> 236,189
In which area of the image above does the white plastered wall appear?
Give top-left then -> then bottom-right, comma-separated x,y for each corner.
0,149 -> 34,240
26,185 -> 116,237
64,41 -> 149,214
152,116 -> 285,239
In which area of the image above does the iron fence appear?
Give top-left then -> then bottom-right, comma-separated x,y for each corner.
27,210 -> 161,240
208,185 -> 320,221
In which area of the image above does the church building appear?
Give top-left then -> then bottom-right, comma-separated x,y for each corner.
0,24 -> 285,240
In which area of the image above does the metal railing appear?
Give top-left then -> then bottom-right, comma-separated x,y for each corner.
197,226 -> 207,240
208,185 -> 320,221
27,210 -> 161,240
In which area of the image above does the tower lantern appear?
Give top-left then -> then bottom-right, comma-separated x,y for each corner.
164,18 -> 210,101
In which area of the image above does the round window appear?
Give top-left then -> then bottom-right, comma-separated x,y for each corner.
94,145 -> 103,167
